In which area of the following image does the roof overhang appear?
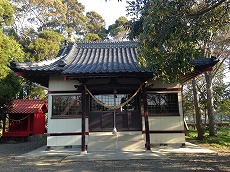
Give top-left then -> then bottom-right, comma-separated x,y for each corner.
64,72 -> 154,81
181,57 -> 219,84
14,70 -> 50,89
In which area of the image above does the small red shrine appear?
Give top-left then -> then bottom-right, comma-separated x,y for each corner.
2,99 -> 48,139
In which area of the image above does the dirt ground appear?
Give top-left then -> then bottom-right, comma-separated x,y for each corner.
0,140 -> 229,172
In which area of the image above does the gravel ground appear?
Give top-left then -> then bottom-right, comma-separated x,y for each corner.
0,140 -> 229,172
0,138 -> 46,160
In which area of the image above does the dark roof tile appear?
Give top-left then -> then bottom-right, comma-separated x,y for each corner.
10,41 -> 219,86
10,41 -> 147,75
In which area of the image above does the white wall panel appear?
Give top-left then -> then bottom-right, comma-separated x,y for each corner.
150,133 -> 185,143
148,116 -> 183,131
47,136 -> 82,146
147,78 -> 180,88
49,75 -> 79,91
48,118 -> 88,133
47,136 -> 57,146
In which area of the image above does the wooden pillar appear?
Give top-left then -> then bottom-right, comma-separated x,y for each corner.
81,85 -> 86,153
2,114 -> 6,134
27,115 -> 31,133
142,90 -> 151,151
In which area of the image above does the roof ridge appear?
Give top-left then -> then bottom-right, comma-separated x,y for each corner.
75,41 -> 138,48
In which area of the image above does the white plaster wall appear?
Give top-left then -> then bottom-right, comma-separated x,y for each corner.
48,118 -> 88,133
144,133 -> 185,144
142,90 -> 185,144
47,119 -> 89,147
147,78 -> 180,88
47,94 -> 89,146
47,76 -> 88,147
147,116 -> 184,130
146,116 -> 185,144
49,75 -> 80,91
47,135 -> 82,146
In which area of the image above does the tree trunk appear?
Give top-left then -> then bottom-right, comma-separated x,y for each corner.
205,71 -> 217,136
192,79 -> 204,140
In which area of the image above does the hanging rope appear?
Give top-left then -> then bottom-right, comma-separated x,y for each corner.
84,82 -> 145,110
6,115 -> 29,122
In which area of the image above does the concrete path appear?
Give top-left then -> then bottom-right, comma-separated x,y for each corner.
17,142 -> 215,161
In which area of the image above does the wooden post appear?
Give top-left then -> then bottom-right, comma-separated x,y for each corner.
27,115 -> 31,133
143,90 -> 151,151
2,114 -> 6,135
81,85 -> 86,153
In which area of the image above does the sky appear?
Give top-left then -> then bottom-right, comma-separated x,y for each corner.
78,0 -> 128,28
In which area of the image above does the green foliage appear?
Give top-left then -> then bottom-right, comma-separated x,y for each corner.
0,32 -> 24,79
84,33 -> 102,42
186,126 -> 230,149
129,0 -> 229,83
0,72 -> 22,114
85,11 -> 107,41
183,69 -> 229,123
86,11 -> 105,34
28,86 -> 46,99
218,99 -> 230,115
63,0 -> 87,38
12,0 -> 87,39
18,80 -> 47,99
0,0 -> 14,28
28,30 -> 64,61
108,16 -> 129,41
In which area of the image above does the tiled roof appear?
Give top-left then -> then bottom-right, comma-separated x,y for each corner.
7,99 -> 48,114
191,57 -> 219,68
10,41 -> 219,86
10,41 -> 147,75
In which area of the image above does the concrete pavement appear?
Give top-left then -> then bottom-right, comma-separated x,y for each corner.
17,142 -> 215,162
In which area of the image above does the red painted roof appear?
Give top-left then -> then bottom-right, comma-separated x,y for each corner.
8,99 -> 48,114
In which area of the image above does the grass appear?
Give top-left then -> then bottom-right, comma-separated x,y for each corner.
186,126 -> 230,150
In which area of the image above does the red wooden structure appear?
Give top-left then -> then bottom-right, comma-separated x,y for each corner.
2,99 -> 48,139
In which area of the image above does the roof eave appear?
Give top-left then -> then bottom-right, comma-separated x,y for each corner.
64,72 -> 154,80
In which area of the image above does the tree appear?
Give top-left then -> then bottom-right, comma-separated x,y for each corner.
0,32 -> 25,78
18,80 -> 47,99
0,0 -> 14,29
86,11 -> 105,34
108,16 -> 130,41
128,0 -> 229,83
84,11 -> 107,41
62,0 -> 87,39
0,0 -> 24,79
84,33 -> 102,42
218,99 -> 230,116
183,66 -> 229,138
10,0 -> 66,32
192,79 -> 205,140
0,0 -> 46,108
0,72 -> 22,114
0,1 -> 25,113
11,0 -> 87,39
28,29 -> 64,61
128,0 -> 229,137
